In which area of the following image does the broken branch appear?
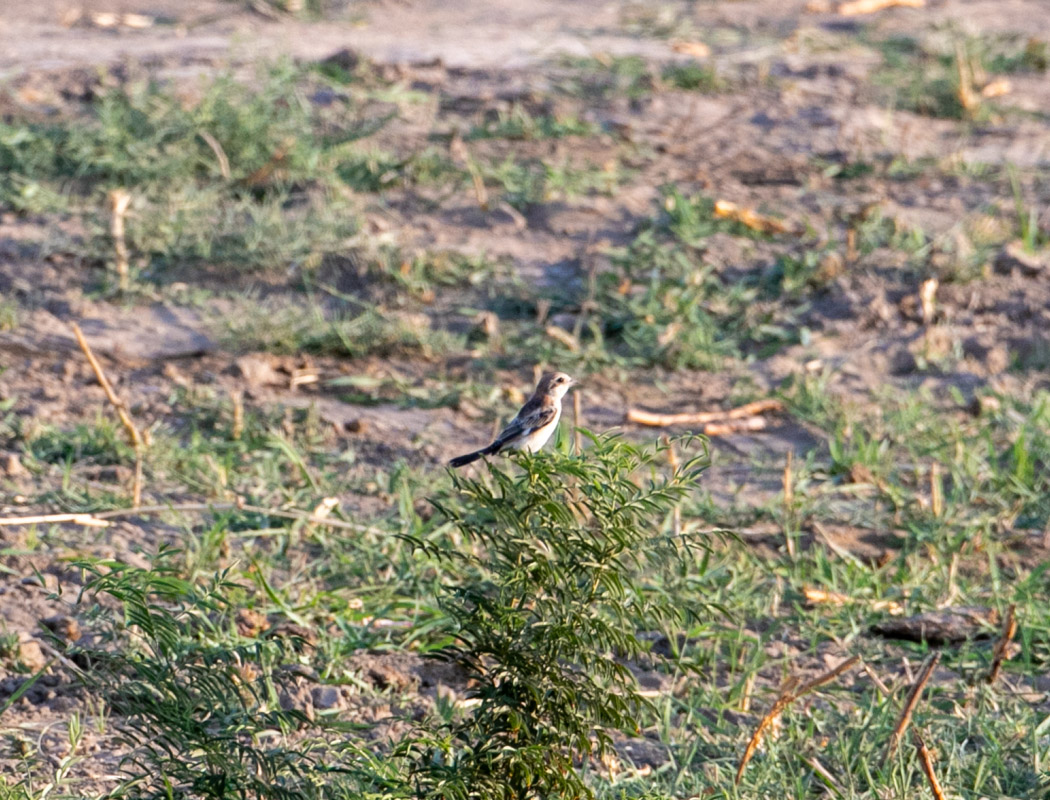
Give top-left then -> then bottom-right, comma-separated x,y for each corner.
71,322 -> 144,505
913,730 -> 948,800
885,651 -> 939,761
736,656 -> 859,784
108,189 -> 132,292
626,398 -> 782,428
714,199 -> 794,235
838,0 -> 924,15
71,323 -> 142,449
735,677 -> 799,785
986,603 -> 1017,685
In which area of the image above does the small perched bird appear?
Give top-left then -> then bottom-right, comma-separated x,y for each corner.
449,371 -> 575,468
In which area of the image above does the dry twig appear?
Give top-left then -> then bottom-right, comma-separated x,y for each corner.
736,656 -> 859,784
956,40 -> 980,114
71,324 -> 141,449
885,651 -> 939,761
838,0 -> 924,14
919,277 -> 938,325
859,659 -> 893,698
108,189 -> 132,292
796,655 -> 861,696
230,390 -> 244,440
71,323 -> 144,506
0,502 -> 385,536
663,436 -> 681,537
803,585 -> 903,615
0,513 -> 111,528
572,389 -> 583,456
913,730 -> 948,800
930,462 -> 943,518
714,199 -> 794,235
804,756 -> 846,797
783,450 -> 796,557
986,603 -> 1017,685
735,677 -> 799,784
199,130 -> 231,180
626,398 -> 782,428
702,416 -> 769,436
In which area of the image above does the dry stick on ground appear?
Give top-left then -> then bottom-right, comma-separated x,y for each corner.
626,398 -> 782,428
735,656 -> 860,784
198,130 -> 231,180
986,603 -> 1018,685
782,450 -> 796,557
913,729 -> 948,800
108,189 -> 132,292
804,756 -> 846,797
885,651 -> 940,762
955,40 -> 980,115
0,502 -> 387,537
572,389 -> 583,456
930,462 -> 943,518
837,0 -> 924,14
735,676 -> 799,786
702,416 -> 770,436
662,436 -> 681,538
451,137 -> 489,213
859,659 -> 893,698
230,389 -> 244,441
71,323 -> 144,506
0,513 -> 112,528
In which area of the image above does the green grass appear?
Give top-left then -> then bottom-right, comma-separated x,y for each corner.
2,29 -> 1050,800
466,105 -> 598,141
8,373 -> 1050,799
661,62 -> 723,92
480,156 -> 623,212
869,32 -> 1048,120
554,55 -> 655,100
490,188 -> 825,371
0,61 -> 415,288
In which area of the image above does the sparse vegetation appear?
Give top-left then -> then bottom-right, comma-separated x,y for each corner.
2,5 -> 1050,800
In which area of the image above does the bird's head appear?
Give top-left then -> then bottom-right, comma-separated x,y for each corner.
538,371 -> 575,400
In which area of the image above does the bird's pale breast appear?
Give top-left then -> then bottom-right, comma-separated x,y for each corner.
519,405 -> 561,452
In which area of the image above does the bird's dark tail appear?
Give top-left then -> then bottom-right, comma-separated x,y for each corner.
449,443 -> 499,468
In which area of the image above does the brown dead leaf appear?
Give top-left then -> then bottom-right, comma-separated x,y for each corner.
545,325 -> 580,352
89,11 -> 154,28
803,586 -> 904,615
848,463 -> 875,485
838,0 -> 924,15
703,417 -> 769,436
980,78 -> 1012,99
919,278 -> 938,325
714,199 -> 793,235
671,41 -> 711,59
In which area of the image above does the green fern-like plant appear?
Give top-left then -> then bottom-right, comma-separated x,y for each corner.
405,433 -> 710,800
72,560 -> 397,800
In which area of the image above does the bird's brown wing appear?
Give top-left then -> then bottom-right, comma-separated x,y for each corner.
492,402 -> 557,449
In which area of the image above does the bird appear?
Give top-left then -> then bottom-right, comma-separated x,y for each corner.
449,371 -> 575,468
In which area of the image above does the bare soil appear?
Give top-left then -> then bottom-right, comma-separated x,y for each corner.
1,0 -> 1049,789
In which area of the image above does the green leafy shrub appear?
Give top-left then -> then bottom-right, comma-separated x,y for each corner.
72,561 -> 396,799
67,436 -> 706,799
405,433 -> 710,799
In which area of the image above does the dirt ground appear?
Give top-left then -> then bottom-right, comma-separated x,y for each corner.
1,0 -> 1049,792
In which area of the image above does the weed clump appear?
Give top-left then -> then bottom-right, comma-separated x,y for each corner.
407,434 -> 709,799
68,435 -> 708,799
